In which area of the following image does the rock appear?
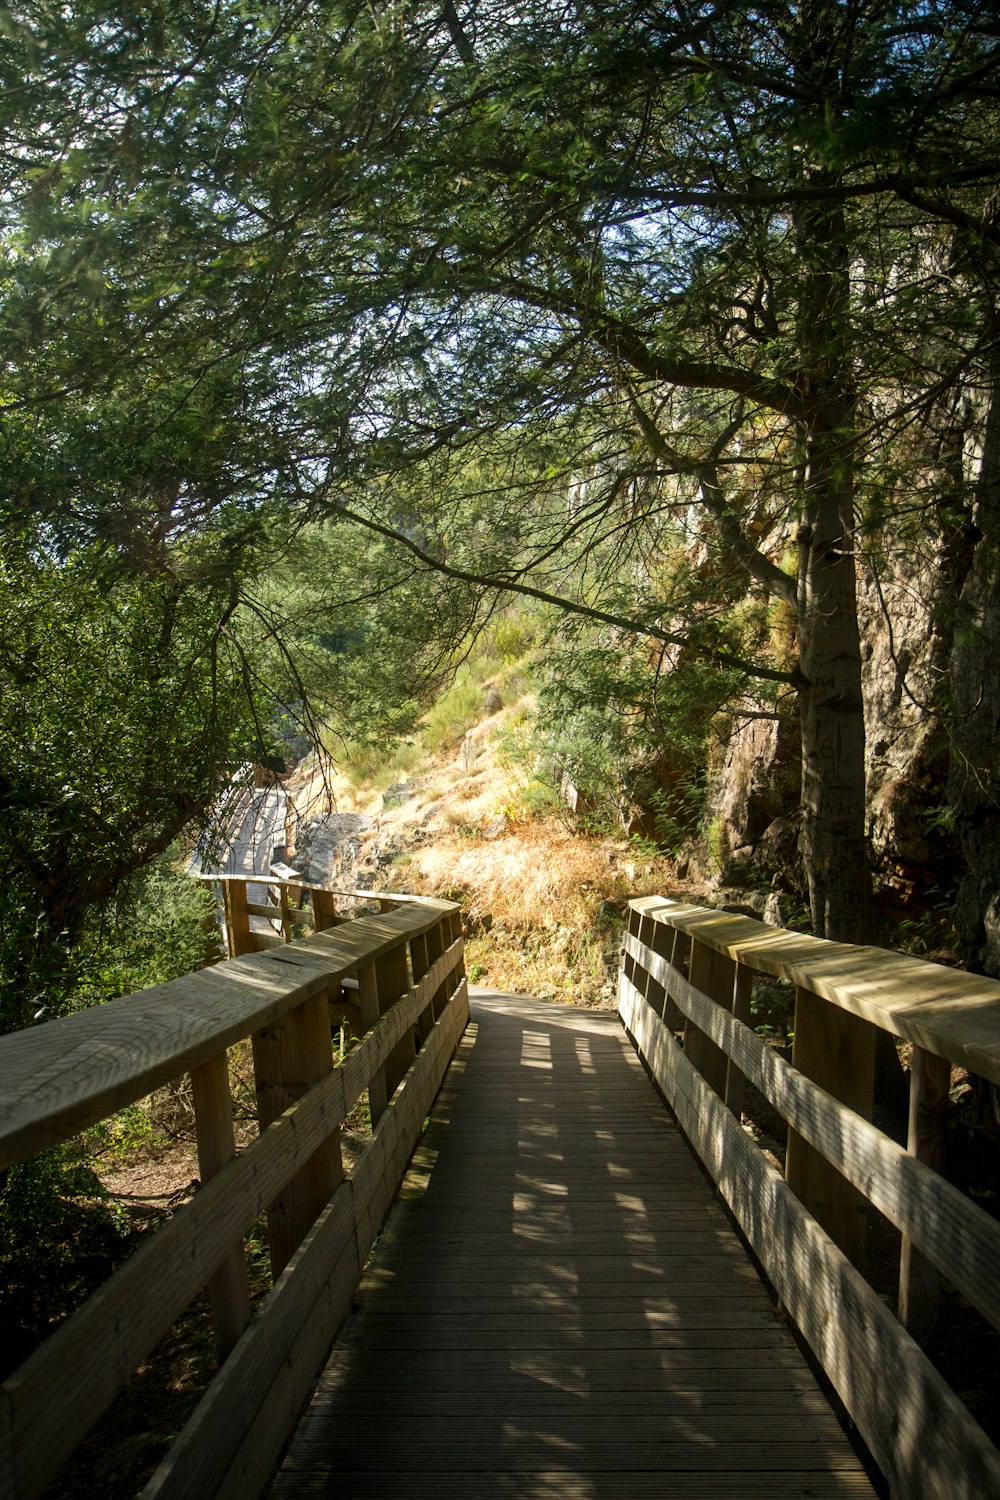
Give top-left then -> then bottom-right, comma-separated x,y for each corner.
711,715 -> 801,873
382,781 -> 416,810
290,813 -> 371,886
753,812 -> 804,896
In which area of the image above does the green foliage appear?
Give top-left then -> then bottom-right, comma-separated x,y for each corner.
530,625 -> 741,849
72,860 -> 216,1012
0,1141 -> 133,1375
0,539 -> 270,1030
329,734 -> 423,792
0,0 -> 995,951
422,672 -> 484,754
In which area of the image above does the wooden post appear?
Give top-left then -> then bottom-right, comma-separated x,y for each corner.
723,963 -> 755,1117
898,1046 -> 950,1342
684,938 -> 737,1099
637,914 -> 666,1016
251,992 -> 342,1276
223,879 -> 254,957
190,1052 -> 252,1361
785,985 -> 876,1270
277,883 -> 293,943
379,944 -> 415,1099
310,888 -> 341,933
664,928 -> 690,1033
619,907 -> 642,1012
358,961 -> 388,1125
410,933 -> 434,1044
423,918 -> 448,1021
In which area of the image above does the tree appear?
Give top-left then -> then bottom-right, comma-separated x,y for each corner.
2,0 -> 999,950
261,0 -> 994,943
0,533 -> 280,1029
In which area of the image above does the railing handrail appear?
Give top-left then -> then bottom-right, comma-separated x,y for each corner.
0,895 -> 456,1172
619,896 -> 1000,1500
191,871 -> 442,902
0,888 -> 469,1500
632,896 -> 1000,1083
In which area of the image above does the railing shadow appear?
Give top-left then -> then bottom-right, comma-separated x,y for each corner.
274,992 -> 864,1498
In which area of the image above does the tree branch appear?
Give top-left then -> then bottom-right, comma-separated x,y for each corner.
331,500 -> 795,686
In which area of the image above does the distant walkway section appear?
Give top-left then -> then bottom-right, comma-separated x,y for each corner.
271,993 -> 875,1499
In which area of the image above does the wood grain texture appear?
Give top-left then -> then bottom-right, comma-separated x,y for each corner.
142,983 -> 469,1500
685,938 -> 737,1098
622,931 -> 1000,1334
1,933 -> 466,1499
252,992 -> 342,1275
628,897 -> 1000,1083
898,1046 -> 951,1342
271,993 -> 874,1500
190,1053 -> 252,1360
619,973 -> 1000,1500
0,905 -> 461,1170
785,985 -> 875,1268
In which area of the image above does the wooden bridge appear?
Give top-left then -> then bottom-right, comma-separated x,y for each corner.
2,878 -> 1000,1499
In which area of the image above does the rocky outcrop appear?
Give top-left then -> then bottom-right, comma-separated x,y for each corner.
290,812 -> 371,886
710,715 -> 801,886
703,511 -> 965,926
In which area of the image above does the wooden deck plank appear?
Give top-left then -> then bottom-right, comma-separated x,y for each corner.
270,994 -> 877,1499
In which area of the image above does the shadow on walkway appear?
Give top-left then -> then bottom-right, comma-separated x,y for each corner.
271,993 -> 876,1500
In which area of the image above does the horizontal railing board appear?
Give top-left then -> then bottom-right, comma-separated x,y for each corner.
1,941 -> 464,1499
623,930 -> 1000,1334
619,972 -> 1000,1500
0,905 -> 453,1169
196,872 -> 454,914
630,897 -> 1000,1084
219,987 -> 467,1500
141,981 -> 468,1500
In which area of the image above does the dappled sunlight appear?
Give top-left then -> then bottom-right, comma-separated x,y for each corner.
274,990 -> 876,1499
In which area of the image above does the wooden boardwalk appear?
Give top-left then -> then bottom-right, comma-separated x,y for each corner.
270,993 -> 878,1499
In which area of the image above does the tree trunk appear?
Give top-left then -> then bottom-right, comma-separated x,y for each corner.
794,191 -> 872,946
949,325 -> 1000,975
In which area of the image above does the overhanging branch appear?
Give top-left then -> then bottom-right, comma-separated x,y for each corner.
331,500 -> 795,686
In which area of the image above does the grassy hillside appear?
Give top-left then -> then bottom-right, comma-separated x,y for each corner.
288,669 -> 686,1006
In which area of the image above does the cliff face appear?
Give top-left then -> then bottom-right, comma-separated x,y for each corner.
704,505 -> 991,954
948,355 -> 1000,976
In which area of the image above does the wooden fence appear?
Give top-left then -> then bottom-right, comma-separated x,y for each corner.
618,896 -> 1000,1500
0,888 -> 468,1500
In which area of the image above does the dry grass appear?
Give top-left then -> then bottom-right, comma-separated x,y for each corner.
397,824 -> 677,1005
287,697 -> 688,1007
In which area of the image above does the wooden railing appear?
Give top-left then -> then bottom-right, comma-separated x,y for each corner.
0,888 -> 468,1500
618,897 -> 1000,1500
202,870 -> 414,958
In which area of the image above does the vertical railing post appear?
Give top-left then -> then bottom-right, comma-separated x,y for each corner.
684,938 -> 737,1098
251,991 -> 342,1276
427,915 -> 454,1021
358,961 -> 388,1124
664,928 -> 690,1032
310,888 -> 341,933
785,985 -> 876,1269
897,1045 -> 950,1341
723,962 -> 755,1117
223,879 -> 254,957
190,1052 -> 252,1360
410,932 -> 435,1044
637,913 -> 665,1016
277,882 -> 293,943
379,941 -> 415,1099
619,906 -> 642,1012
